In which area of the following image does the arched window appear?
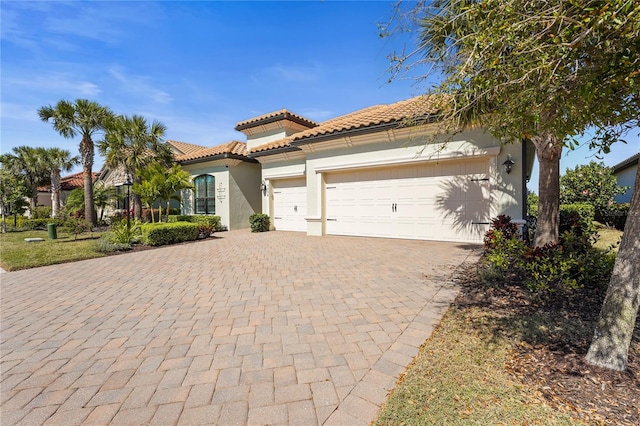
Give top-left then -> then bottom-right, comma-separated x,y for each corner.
194,174 -> 215,215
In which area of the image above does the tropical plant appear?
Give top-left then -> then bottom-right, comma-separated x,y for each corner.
65,188 -> 85,217
0,146 -> 50,210
93,182 -> 115,223
561,161 -> 627,224
36,147 -> 79,218
38,99 -> 113,226
0,167 -> 30,233
99,114 -> 173,220
158,164 -> 193,222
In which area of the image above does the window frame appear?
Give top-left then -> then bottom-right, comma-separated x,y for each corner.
193,174 -> 215,215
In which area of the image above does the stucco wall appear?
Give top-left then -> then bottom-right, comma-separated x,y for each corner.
615,165 -> 637,203
181,163 -> 230,229
228,162 -> 262,229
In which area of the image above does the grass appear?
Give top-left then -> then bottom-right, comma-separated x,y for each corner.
0,229 -> 106,271
593,226 -> 624,252
374,305 -> 580,425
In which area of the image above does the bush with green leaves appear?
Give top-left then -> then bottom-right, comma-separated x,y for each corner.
140,222 -> 199,246
598,202 -> 629,231
31,206 -> 52,219
168,215 -> 222,232
559,203 -> 596,236
249,213 -> 270,232
560,161 -> 627,224
61,218 -> 92,240
20,218 -> 64,230
481,215 -> 615,300
94,238 -> 132,253
107,220 -> 142,245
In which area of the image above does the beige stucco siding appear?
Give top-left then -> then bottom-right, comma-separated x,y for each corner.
228,162 -> 262,230
181,162 -> 230,229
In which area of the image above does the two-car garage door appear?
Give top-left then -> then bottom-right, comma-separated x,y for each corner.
325,159 -> 490,242
271,159 -> 491,242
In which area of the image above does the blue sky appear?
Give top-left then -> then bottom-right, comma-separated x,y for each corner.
1,0 -> 638,192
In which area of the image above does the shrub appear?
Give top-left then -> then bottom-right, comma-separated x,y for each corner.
598,202 -> 629,230
249,213 -> 270,232
61,218 -> 92,240
94,238 -> 132,253
559,203 -> 595,236
140,222 -> 199,246
167,215 -> 222,231
484,215 -> 519,249
481,214 -> 614,301
31,206 -> 52,219
108,220 -> 142,245
21,218 -> 64,230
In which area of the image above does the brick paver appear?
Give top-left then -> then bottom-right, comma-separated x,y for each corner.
1,230 -> 478,425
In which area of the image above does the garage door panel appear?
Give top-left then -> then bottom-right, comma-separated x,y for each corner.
326,160 -> 490,242
273,178 -> 307,232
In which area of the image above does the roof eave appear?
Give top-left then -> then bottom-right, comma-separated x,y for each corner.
178,152 -> 258,165
248,146 -> 303,158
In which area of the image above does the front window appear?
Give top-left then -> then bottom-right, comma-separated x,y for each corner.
194,174 -> 215,214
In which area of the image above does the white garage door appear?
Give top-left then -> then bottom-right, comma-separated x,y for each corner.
325,159 -> 490,242
272,178 -> 307,232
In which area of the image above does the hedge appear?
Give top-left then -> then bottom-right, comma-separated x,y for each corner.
249,213 -> 270,232
140,222 -> 199,246
168,215 -> 222,231
18,218 -> 65,230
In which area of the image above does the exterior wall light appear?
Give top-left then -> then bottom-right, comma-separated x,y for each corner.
502,155 -> 515,174
260,180 -> 267,195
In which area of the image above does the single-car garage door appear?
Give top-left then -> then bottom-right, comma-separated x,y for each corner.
272,177 -> 307,232
325,159 -> 490,242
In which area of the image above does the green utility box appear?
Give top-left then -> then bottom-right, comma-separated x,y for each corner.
47,223 -> 57,240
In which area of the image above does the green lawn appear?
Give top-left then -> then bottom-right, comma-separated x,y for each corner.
593,226 -> 624,252
0,229 -> 106,271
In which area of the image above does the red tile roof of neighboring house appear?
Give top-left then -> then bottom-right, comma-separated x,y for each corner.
249,95 -> 442,154
235,109 -> 318,131
38,171 -> 98,191
166,140 -> 208,156
175,140 -> 250,163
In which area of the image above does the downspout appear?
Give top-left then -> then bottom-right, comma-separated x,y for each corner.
522,139 -> 528,219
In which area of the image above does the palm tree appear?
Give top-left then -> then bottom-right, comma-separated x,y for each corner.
159,164 -> 194,222
37,147 -> 79,218
93,182 -> 115,223
0,146 -> 50,212
99,115 -> 173,220
38,99 -> 113,226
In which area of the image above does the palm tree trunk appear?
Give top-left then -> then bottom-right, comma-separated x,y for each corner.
531,131 -> 562,247
80,136 -> 96,226
586,167 -> 640,371
51,169 -> 62,218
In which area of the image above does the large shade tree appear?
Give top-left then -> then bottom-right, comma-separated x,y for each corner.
38,99 -> 113,226
385,0 -> 639,246
385,0 -> 640,371
37,147 -> 79,218
99,115 -> 173,220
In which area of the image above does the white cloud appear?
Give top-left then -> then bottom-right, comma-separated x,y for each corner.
4,72 -> 101,97
255,62 -> 323,84
109,67 -> 173,105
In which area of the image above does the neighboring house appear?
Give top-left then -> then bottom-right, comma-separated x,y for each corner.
239,96 -> 529,244
171,140 -> 262,231
612,152 -> 639,203
36,171 -> 98,208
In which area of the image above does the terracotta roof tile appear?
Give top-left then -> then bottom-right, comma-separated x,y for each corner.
38,171 -> 98,191
235,109 -> 318,131
166,140 -> 208,156
249,95 -> 441,154
175,140 -> 249,162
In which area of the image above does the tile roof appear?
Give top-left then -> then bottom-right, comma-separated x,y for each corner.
175,140 -> 249,162
235,109 -> 318,131
249,95 -> 441,154
166,140 -> 208,156
38,171 -> 98,191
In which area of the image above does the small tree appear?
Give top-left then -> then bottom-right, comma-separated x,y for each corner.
561,161 -> 627,224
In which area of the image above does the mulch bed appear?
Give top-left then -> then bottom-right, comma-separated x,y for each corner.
453,265 -> 640,425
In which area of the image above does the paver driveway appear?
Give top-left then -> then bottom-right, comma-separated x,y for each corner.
1,230 -> 479,425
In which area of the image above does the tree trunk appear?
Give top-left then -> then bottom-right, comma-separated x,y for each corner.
51,169 -> 61,218
531,131 -> 562,247
80,136 -> 96,226
586,167 -> 640,371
